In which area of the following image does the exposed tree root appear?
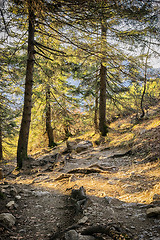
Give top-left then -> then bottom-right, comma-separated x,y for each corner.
54,164 -> 115,181
49,223 -> 132,240
54,173 -> 71,181
68,168 -> 103,174
88,163 -> 116,171
109,149 -> 132,158
81,224 -> 132,240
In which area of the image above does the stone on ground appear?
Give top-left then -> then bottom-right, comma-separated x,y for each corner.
0,213 -> 16,227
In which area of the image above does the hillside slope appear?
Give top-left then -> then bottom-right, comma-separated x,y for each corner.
0,103 -> 160,240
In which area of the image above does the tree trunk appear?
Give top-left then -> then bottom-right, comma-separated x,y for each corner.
94,90 -> 99,133
140,38 -> 150,119
17,0 -> 35,169
99,23 -> 108,136
46,85 -> 56,147
0,116 -> 3,160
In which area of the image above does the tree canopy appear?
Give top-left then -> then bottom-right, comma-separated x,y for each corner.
0,0 -> 159,166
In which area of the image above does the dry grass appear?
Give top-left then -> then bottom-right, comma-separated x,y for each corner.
2,102 -> 160,206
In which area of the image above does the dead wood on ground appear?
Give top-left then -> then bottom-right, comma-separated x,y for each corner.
81,224 -> 133,240
68,168 -> 103,174
88,163 -> 116,171
109,149 -> 132,158
54,173 -> 71,181
54,165 -> 115,181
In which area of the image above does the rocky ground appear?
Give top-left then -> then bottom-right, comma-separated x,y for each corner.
0,137 -> 160,240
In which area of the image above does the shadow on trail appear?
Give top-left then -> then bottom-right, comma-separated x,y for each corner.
0,179 -> 160,240
0,143 -> 160,240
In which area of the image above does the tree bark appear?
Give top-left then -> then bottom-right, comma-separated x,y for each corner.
0,115 -> 3,160
17,0 -> 35,169
94,90 -> 99,133
140,38 -> 151,119
99,23 -> 108,136
46,85 -> 56,147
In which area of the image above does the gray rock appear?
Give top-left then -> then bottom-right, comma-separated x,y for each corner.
66,141 -> 78,152
79,235 -> 96,240
78,216 -> 88,224
65,230 -> 95,240
6,201 -> 15,208
65,230 -> 79,240
153,194 -> 160,201
75,141 -> 93,153
15,195 -> 21,200
0,213 -> 16,227
147,207 -> 160,217
10,187 -> 18,197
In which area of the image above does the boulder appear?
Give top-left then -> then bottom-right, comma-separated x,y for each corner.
75,141 -> 93,153
65,230 -> 95,240
66,141 -> 78,152
65,230 -> 78,240
146,207 -> 160,217
0,213 -> 16,227
6,201 -> 18,209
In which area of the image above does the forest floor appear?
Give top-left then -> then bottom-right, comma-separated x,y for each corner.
0,103 -> 160,240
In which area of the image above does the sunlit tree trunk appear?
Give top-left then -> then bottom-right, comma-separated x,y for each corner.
140,38 -> 151,119
17,0 -> 35,169
0,115 -> 3,160
0,98 -> 3,160
46,85 -> 56,147
94,89 -> 99,133
99,23 -> 108,136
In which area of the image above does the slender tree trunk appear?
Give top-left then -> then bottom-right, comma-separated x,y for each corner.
140,78 -> 146,118
0,95 -> 3,160
140,38 -> 151,119
17,0 -> 35,169
0,116 -> 3,160
46,85 -> 56,147
99,23 -> 108,136
94,89 -> 99,133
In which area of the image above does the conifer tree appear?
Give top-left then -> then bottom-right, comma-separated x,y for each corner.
5,0 -> 159,166
16,0 -> 35,168
45,84 -> 56,147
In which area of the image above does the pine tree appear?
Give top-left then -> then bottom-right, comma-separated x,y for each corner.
17,0 -> 35,168
0,47 -> 21,160
45,84 -> 56,147
5,0 -> 159,166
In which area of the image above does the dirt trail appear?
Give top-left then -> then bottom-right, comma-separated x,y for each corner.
0,145 -> 160,240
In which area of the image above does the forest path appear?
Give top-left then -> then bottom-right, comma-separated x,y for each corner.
0,144 -> 160,239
